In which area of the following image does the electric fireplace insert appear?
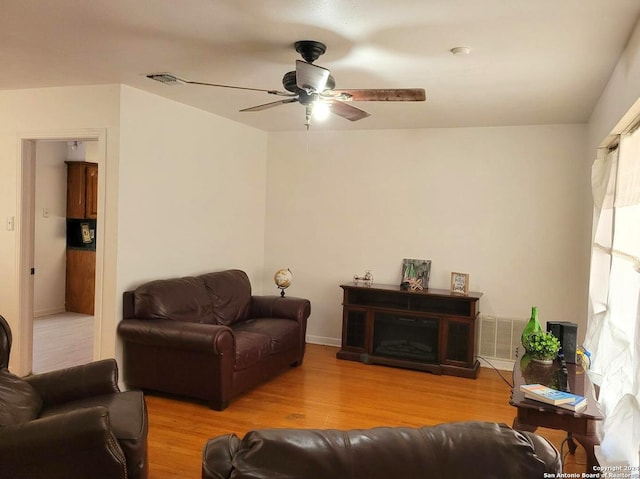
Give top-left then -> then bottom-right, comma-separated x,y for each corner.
373,313 -> 438,363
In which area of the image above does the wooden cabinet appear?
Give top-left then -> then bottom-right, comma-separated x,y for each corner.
65,249 -> 95,315
65,161 -> 97,314
338,284 -> 482,378
66,161 -> 98,219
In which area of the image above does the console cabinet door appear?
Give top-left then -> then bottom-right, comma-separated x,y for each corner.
342,307 -> 369,351
442,318 -> 473,366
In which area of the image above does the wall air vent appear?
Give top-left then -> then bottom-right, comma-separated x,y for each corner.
476,315 -> 526,371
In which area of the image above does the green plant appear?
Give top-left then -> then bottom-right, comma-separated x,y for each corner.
522,330 -> 561,361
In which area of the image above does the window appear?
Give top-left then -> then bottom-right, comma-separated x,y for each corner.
585,125 -> 640,468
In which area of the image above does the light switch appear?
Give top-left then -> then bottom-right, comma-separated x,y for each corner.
7,216 -> 15,231
43,208 -> 49,218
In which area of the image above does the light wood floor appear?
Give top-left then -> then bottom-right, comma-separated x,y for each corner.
145,344 -> 586,478
32,312 -> 93,374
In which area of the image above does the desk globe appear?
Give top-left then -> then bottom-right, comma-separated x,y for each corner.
274,268 -> 293,297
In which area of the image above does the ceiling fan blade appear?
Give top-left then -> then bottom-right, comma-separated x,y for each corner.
296,60 -> 330,93
331,88 -> 426,102
240,98 -> 298,112
146,73 -> 294,96
328,101 -> 371,121
187,80 -> 294,97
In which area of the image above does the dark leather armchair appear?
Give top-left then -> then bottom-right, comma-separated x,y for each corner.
0,315 -> 148,479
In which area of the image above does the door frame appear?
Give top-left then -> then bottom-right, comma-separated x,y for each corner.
17,129 -> 107,375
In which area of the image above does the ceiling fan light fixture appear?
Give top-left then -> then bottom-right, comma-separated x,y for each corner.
312,102 -> 331,121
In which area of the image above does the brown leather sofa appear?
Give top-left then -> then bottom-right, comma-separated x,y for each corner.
0,315 -> 148,479
118,269 -> 311,410
202,421 -> 562,479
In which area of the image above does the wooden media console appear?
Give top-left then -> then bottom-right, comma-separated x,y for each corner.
337,283 -> 483,378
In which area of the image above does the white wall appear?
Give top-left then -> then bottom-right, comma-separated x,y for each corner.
265,125 -> 590,345
116,85 -> 268,314
34,141 -> 68,316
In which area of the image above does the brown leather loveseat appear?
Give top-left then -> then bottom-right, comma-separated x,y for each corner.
118,269 -> 310,410
202,421 -> 562,479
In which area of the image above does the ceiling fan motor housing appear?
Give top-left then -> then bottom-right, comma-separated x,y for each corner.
294,40 -> 326,63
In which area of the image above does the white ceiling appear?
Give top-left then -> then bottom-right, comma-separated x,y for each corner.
2,0 -> 640,132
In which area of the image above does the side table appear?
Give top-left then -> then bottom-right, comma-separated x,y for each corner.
510,348 -> 603,474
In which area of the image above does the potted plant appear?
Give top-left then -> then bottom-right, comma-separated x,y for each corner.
522,330 -> 561,364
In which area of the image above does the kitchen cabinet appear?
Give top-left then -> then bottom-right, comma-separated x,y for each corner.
65,161 -> 97,314
65,249 -> 95,315
66,161 -> 98,219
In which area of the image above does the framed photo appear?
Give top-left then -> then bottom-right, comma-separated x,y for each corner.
401,259 -> 431,290
451,272 -> 469,295
81,223 -> 92,243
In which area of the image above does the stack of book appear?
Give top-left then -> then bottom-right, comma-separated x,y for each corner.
520,383 -> 587,411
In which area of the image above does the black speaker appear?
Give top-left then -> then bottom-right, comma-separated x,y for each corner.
546,321 -> 578,363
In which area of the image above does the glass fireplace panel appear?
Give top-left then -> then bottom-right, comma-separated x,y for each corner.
373,313 -> 438,363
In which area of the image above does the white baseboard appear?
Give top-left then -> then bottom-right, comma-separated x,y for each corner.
476,356 -> 514,372
306,335 -> 341,348
34,306 -> 66,318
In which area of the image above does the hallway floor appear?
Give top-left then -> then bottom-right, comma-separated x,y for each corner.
32,312 -> 93,373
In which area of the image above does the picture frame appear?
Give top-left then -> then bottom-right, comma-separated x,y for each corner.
451,272 -> 469,295
81,223 -> 92,243
401,259 -> 431,290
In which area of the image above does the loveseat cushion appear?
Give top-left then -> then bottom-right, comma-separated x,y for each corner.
134,276 -> 214,324
233,331 -> 271,370
232,318 -> 300,355
0,369 -> 43,426
200,270 -> 251,326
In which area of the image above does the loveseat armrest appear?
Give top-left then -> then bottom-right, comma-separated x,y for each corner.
118,319 -> 234,354
0,406 -> 127,478
249,296 -> 311,323
202,434 -> 241,479
25,358 -> 120,406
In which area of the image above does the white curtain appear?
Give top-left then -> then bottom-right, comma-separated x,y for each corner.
584,126 -> 640,469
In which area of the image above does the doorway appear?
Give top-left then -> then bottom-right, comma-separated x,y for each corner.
18,131 -> 106,375
31,140 -> 97,373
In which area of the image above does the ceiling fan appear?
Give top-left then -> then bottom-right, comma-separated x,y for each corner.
146,40 -> 426,129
